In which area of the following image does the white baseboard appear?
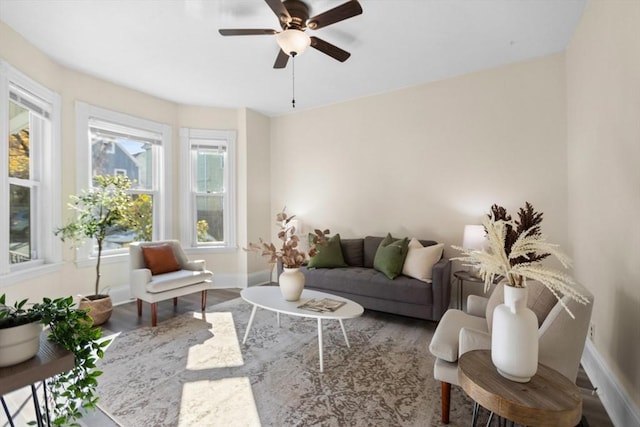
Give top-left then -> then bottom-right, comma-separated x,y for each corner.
246,270 -> 271,287
109,285 -> 133,306
581,339 -> 640,427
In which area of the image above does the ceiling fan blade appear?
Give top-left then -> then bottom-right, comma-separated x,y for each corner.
219,29 -> 278,36
274,49 -> 290,69
307,0 -> 362,30
310,37 -> 350,62
265,0 -> 292,25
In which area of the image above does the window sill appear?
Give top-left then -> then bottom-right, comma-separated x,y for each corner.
184,246 -> 238,256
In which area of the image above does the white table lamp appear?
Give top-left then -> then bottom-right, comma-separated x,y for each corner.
462,225 -> 486,251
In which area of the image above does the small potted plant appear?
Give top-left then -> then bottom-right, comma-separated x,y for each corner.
454,202 -> 589,382
246,208 -> 329,301
0,294 -> 108,425
56,174 -> 135,325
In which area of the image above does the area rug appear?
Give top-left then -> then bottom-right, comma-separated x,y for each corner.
96,297 -> 477,426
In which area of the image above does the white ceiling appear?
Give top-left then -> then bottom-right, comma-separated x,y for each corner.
0,0 -> 587,117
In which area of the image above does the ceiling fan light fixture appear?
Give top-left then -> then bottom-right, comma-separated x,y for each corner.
276,29 -> 311,56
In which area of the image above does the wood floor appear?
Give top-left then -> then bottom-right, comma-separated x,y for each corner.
2,288 -> 614,426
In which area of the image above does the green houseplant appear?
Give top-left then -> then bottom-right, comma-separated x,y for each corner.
0,294 -> 108,426
55,174 -> 135,325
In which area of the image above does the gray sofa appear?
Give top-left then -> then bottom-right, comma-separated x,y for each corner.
279,236 -> 452,321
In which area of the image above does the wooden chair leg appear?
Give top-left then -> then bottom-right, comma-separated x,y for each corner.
201,290 -> 207,311
151,303 -> 157,327
173,297 -> 178,307
137,299 -> 142,317
441,381 -> 451,424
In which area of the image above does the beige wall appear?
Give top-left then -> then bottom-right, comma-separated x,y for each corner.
5,8 -> 637,415
566,0 -> 640,409
270,54 -> 569,261
243,109 -> 271,275
0,22 -> 269,301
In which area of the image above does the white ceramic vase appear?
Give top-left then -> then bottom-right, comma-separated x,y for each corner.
279,267 -> 305,301
491,285 -> 539,382
0,321 -> 42,367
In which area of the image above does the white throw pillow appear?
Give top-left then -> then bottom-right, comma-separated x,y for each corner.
401,239 -> 444,283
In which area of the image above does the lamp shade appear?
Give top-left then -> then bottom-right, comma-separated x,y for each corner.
462,225 -> 486,250
276,29 -> 311,56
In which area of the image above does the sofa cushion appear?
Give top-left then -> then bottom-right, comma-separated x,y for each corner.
141,244 -> 182,275
373,234 -> 409,279
340,238 -> 364,267
145,269 -> 213,293
402,239 -> 444,283
300,266 -> 433,306
307,234 -> 348,268
429,308 -> 488,362
363,236 -> 384,268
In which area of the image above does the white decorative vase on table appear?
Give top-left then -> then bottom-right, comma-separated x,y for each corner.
491,285 -> 539,382
0,322 -> 42,367
279,267 -> 305,301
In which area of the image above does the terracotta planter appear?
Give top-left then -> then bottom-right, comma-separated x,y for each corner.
0,321 -> 42,367
79,295 -> 113,326
279,268 -> 305,301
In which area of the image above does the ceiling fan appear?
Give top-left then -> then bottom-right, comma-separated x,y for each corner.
219,0 -> 363,69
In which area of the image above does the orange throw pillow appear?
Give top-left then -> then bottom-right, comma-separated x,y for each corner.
141,244 -> 181,275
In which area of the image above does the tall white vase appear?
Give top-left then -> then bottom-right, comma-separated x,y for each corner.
491,285 -> 539,382
279,267 -> 305,301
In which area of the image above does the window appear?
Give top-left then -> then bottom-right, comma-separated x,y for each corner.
76,102 -> 171,262
1,61 -> 62,282
180,128 -> 236,250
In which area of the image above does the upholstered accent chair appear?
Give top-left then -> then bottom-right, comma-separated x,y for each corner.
428,281 -> 593,424
129,240 -> 214,326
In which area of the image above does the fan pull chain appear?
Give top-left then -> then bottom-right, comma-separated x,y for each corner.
291,53 -> 296,108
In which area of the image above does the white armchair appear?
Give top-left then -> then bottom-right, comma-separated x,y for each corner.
129,240 -> 214,326
428,281 -> 593,424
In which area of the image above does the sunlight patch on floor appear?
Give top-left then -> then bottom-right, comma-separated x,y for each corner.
186,311 -> 244,369
99,331 -> 121,351
178,377 -> 260,427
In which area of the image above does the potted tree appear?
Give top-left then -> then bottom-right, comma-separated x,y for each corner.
0,294 -> 108,425
56,174 -> 135,325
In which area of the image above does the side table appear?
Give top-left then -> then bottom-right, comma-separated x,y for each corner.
458,350 -> 582,427
453,270 -> 484,310
0,332 -> 74,427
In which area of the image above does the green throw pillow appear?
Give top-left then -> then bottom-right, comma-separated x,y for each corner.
307,233 -> 348,268
373,233 -> 410,279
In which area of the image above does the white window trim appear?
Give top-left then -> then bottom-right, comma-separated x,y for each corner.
75,102 -> 172,266
0,60 -> 63,286
179,128 -> 236,252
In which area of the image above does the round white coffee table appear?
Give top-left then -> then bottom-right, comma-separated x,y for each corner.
240,286 -> 364,372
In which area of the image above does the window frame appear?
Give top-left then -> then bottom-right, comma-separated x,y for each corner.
75,102 -> 172,266
0,60 -> 62,286
179,128 -> 236,252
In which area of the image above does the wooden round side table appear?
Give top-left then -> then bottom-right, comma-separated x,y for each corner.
458,350 -> 582,427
